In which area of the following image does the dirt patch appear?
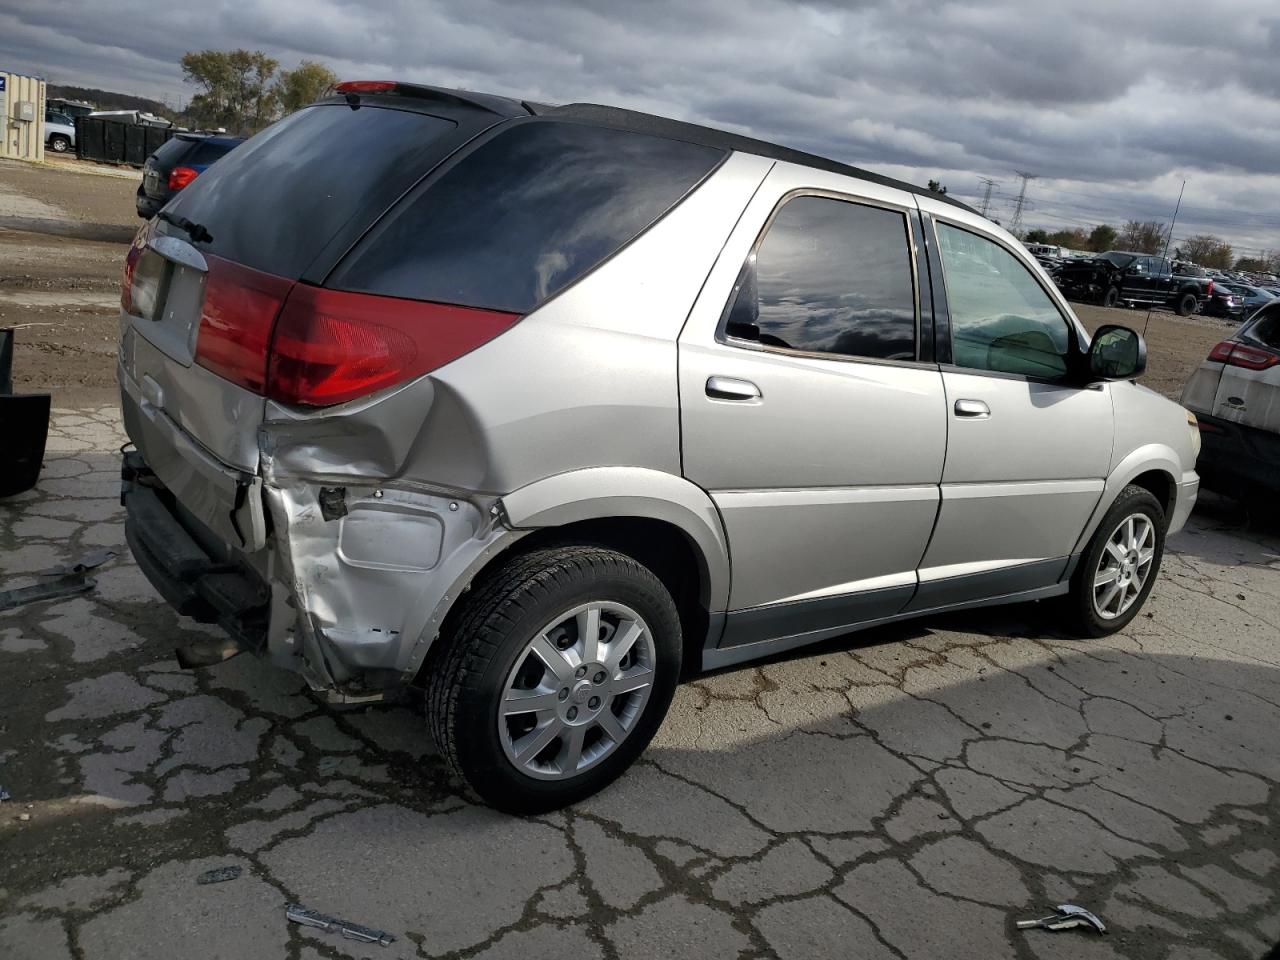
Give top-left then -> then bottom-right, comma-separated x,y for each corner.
1073,303 -> 1231,400
0,158 -> 140,228
0,229 -> 126,409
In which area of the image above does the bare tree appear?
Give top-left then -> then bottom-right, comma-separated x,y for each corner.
1117,220 -> 1168,254
1179,235 -> 1234,270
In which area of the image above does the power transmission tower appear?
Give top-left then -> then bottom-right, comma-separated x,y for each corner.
977,177 -> 998,218
1009,171 -> 1036,238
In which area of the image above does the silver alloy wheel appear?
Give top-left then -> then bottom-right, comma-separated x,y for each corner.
1093,513 -> 1156,620
498,601 -> 656,781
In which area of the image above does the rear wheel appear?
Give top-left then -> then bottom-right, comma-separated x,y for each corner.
425,546 -> 681,813
1176,292 -> 1198,317
1102,286 -> 1121,308
48,135 -> 71,154
1063,485 -> 1166,637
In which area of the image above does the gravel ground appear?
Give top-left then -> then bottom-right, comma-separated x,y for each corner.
0,410 -> 1277,960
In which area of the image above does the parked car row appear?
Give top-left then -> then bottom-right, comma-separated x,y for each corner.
1054,251 -> 1214,316
1051,250 -> 1280,322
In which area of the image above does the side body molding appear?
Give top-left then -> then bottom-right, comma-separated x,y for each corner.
499,467 -> 732,613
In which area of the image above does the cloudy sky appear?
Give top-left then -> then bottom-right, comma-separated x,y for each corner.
4,0 -> 1278,255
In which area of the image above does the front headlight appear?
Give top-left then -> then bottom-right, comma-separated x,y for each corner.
1185,409 -> 1201,460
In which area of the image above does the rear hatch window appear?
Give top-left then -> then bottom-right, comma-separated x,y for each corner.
161,105 -> 459,279
328,119 -> 726,313
183,139 -> 238,165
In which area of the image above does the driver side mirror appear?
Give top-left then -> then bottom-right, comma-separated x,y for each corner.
1088,324 -> 1146,381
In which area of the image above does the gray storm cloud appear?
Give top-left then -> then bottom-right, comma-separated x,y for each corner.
2,0 -> 1277,250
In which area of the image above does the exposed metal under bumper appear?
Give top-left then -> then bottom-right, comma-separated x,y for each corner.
122,451 -> 270,657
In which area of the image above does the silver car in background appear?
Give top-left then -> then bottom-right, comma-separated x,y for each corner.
118,81 -> 1199,811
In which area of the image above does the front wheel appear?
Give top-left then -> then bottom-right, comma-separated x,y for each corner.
1176,292 -> 1198,317
425,546 -> 681,813
1102,286 -> 1121,308
48,135 -> 71,154
1063,484 -> 1166,637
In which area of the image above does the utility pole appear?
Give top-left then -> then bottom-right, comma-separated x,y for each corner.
1009,171 -> 1036,238
978,177 -> 998,218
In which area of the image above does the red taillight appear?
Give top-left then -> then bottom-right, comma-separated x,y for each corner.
266,286 -> 520,406
1206,280 -> 1214,296
193,256 -> 294,393
168,166 -> 199,191
1208,341 -> 1235,363
1208,340 -> 1280,370
333,80 -> 397,94
120,220 -> 153,313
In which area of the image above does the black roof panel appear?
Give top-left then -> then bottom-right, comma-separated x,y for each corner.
546,102 -> 975,212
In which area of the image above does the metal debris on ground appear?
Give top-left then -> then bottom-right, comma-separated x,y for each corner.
285,903 -> 396,946
195,865 -> 242,885
0,550 -> 117,612
0,786 -> 9,802
1017,904 -> 1107,934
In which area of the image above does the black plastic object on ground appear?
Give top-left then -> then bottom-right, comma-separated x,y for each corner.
0,329 -> 52,498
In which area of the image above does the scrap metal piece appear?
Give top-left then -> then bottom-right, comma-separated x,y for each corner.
0,786 -> 10,802
196,865 -> 242,885
1017,904 -> 1107,934
0,573 -> 95,612
285,903 -> 396,946
45,549 -> 117,577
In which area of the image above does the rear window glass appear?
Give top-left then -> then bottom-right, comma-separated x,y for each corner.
1245,304 -> 1280,349
164,105 -> 457,278
184,139 -> 238,165
150,138 -> 191,166
329,120 -> 726,314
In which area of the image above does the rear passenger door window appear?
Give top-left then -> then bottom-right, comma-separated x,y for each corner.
722,195 -> 917,361
934,222 -> 1073,380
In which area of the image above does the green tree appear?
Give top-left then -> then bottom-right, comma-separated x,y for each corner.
181,49 -> 279,134
1118,220 -> 1167,254
1179,235 -> 1233,270
927,179 -> 947,195
1024,228 -> 1049,244
275,60 -> 339,115
1088,223 -> 1117,252
1047,228 -> 1089,250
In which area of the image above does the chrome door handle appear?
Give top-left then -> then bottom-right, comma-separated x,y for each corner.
954,399 -> 990,419
706,376 -> 762,401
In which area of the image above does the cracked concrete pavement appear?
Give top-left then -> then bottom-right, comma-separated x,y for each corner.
1,407 -> 1279,960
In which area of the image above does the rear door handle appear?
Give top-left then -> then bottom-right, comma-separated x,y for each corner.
954,399 -> 990,419
706,376 -> 762,402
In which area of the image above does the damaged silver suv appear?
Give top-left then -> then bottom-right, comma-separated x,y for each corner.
119,81 -> 1200,812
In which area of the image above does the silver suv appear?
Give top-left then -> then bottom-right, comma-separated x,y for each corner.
118,82 -> 1200,812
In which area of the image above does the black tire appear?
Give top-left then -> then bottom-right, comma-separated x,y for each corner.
1063,484 -> 1166,637
425,545 -> 681,813
1102,286 -> 1121,308
1175,292 -> 1198,317
48,136 -> 71,154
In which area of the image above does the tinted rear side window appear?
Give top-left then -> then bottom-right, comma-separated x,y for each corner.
165,105 -> 457,278
722,195 -> 917,361
330,120 -> 725,313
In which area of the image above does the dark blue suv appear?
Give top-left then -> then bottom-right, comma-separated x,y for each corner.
136,134 -> 244,219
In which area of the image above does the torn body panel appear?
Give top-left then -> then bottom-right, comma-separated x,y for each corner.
260,468 -> 523,691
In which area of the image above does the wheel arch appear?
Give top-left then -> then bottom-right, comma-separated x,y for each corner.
1070,445 -> 1181,556
408,468 -> 730,683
